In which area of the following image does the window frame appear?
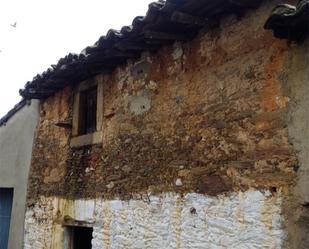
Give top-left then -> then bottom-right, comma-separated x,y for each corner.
78,86 -> 98,136
70,76 -> 103,148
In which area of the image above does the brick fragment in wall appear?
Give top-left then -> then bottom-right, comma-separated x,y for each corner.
24,190 -> 285,249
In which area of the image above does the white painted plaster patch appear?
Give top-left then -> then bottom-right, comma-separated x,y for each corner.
74,199 -> 95,222
129,94 -> 151,115
24,190 -> 286,249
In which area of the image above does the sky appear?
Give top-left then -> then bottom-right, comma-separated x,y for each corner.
0,0 -> 154,117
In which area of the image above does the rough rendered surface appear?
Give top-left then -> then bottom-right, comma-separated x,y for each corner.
24,190 -> 285,249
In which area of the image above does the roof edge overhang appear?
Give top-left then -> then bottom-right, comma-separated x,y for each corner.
19,0 -> 264,100
0,99 -> 27,127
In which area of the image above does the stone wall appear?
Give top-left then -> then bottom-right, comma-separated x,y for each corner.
27,2 -> 297,201
24,190 -> 285,249
25,0 -> 308,248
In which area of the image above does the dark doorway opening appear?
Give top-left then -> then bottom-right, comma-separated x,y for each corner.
68,226 -> 93,249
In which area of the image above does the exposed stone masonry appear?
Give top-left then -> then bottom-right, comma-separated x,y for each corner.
27,2 -> 298,204
23,1 -> 309,248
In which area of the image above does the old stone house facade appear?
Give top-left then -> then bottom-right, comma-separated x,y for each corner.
17,0 -> 309,248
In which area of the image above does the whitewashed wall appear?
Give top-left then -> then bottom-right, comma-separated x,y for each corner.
24,190 -> 285,249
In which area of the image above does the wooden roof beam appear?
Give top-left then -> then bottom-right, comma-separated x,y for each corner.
19,89 -> 53,99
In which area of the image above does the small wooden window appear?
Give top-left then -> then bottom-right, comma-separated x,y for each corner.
71,77 -> 104,147
78,86 -> 97,135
